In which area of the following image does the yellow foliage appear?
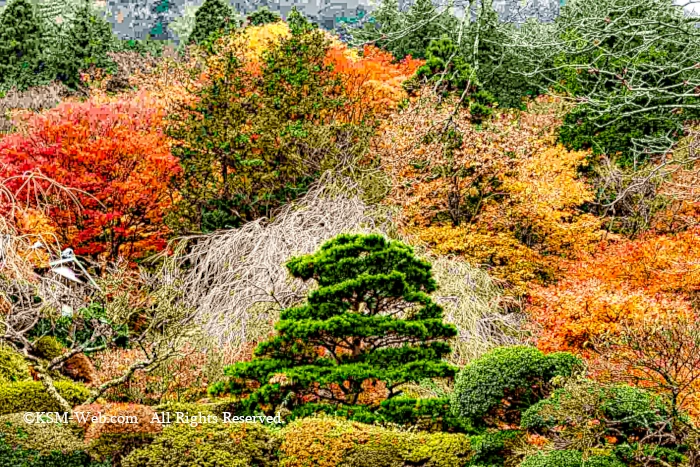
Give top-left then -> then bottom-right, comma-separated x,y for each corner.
378,91 -> 604,292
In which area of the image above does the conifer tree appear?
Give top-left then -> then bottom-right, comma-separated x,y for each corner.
0,0 -> 44,90
209,234 -> 458,414
188,0 -> 236,45
247,6 -> 280,26
51,0 -> 115,88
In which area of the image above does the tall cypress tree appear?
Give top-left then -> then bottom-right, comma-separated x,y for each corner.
188,0 -> 237,45
210,234 -> 458,414
0,0 -> 44,90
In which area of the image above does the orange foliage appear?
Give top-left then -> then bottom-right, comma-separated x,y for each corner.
0,92 -> 180,262
325,44 -> 424,123
378,92 -> 603,291
528,227 -> 700,353
81,403 -> 162,442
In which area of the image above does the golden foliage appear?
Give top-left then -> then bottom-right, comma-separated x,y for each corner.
378,92 -> 603,292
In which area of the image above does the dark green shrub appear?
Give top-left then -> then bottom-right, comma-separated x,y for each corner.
451,346 -> 582,426
211,234 -> 457,415
247,7 -> 280,26
520,379 -> 688,467
49,1 -> 117,89
0,380 -> 89,415
467,429 -> 522,466
414,36 -> 476,93
468,90 -> 497,124
521,380 -> 670,434
122,422 -> 279,467
520,450 -> 625,467
0,413 -> 106,466
0,345 -> 31,383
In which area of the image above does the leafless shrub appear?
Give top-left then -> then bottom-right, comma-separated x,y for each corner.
0,82 -> 70,134
161,172 -> 524,364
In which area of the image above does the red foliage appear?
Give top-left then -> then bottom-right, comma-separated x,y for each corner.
0,93 -> 179,262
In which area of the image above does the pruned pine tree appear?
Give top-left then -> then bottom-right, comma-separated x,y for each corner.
211,234 -> 458,413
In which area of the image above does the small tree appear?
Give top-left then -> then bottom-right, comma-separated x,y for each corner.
51,0 -> 116,89
0,0 -> 44,91
591,317 -> 700,420
188,0 -> 237,45
210,233 -> 458,413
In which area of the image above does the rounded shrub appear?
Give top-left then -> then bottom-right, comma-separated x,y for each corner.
0,412 -> 86,456
0,345 -> 31,383
0,380 -> 89,415
451,346 -> 583,425
122,422 -> 279,467
84,403 -> 163,463
34,336 -> 64,360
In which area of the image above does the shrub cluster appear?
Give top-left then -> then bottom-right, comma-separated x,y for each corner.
451,346 -> 583,426
0,380 -> 89,415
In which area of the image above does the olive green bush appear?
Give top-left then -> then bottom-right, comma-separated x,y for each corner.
34,335 -> 63,360
122,422 -> 280,467
278,416 -> 473,467
0,345 -> 31,383
291,397 -> 474,433
0,380 -> 89,415
451,346 -> 583,427
520,450 -> 625,467
0,412 -> 86,456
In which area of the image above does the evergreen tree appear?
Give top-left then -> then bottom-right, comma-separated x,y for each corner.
209,234 -> 458,414
188,0 -> 237,45
247,6 -> 280,26
167,6 -> 361,232
51,0 -> 116,88
0,0 -> 44,90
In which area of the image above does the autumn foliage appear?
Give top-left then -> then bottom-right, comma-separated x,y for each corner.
528,227 -> 700,353
377,93 -> 603,292
0,92 -> 179,262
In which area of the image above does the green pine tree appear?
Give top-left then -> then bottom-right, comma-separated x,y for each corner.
209,234 -> 458,414
247,6 -> 280,26
188,0 -> 237,45
0,0 -> 44,90
50,0 -> 116,88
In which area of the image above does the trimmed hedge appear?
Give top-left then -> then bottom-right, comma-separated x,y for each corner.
0,345 -> 31,383
451,346 -> 582,425
291,397 -> 475,433
278,416 -> 473,467
124,415 -> 474,467
0,413 -> 106,466
121,421 -> 279,467
0,380 -> 90,415
520,450 -> 625,467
